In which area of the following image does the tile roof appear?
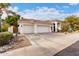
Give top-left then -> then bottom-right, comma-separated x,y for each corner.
19,18 -> 62,25
19,18 -> 52,25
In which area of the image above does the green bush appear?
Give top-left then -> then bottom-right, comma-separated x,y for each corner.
61,15 -> 79,32
1,22 -> 9,32
1,26 -> 8,32
0,32 -> 13,46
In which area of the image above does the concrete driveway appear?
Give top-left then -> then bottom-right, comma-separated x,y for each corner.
1,33 -> 79,56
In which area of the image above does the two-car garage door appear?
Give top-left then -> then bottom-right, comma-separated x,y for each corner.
19,24 -> 51,33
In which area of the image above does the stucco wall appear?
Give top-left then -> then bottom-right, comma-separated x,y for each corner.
18,23 -> 51,33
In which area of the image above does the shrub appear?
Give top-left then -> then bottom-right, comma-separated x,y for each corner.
61,22 -> 69,32
61,15 -> 79,32
1,22 -> 9,32
0,32 -> 13,46
1,26 -> 8,32
1,21 -> 9,32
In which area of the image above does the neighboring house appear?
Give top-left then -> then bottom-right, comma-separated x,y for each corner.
18,18 -> 62,34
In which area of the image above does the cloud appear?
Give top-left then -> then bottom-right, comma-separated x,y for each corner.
72,11 -> 79,16
69,3 -> 79,6
19,7 -> 65,20
1,11 -> 7,19
8,6 -> 19,13
2,6 -> 79,20
1,6 -> 19,19
63,6 -> 69,8
6,6 -> 19,16
59,10 -> 79,20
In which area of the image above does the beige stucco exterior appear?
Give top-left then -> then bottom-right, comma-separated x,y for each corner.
18,19 -> 61,34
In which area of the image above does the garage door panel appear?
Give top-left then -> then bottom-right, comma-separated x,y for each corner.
37,26 -> 50,33
22,25 -> 34,33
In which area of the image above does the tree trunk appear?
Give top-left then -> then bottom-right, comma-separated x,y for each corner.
0,21 -> 1,32
0,8 -> 2,32
13,26 -> 18,33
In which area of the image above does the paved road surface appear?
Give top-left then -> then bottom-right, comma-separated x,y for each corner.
55,41 -> 79,56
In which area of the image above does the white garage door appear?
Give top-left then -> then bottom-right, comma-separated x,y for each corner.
21,25 -> 34,33
37,26 -> 51,33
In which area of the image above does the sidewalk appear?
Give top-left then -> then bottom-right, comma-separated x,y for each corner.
0,33 -> 79,56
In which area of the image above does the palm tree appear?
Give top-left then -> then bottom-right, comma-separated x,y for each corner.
0,3 -> 20,42
5,15 -> 20,33
0,3 -> 10,32
0,3 -> 20,34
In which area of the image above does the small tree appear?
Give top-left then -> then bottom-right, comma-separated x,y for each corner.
61,15 -> 79,32
0,3 -> 10,32
5,15 -> 20,33
1,20 -> 9,32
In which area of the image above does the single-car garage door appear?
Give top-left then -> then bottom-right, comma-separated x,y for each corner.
37,26 -> 51,33
20,25 -> 34,33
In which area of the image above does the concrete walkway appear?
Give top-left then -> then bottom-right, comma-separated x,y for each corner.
0,33 -> 79,56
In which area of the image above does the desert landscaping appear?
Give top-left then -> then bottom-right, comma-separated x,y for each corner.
1,3 -> 79,56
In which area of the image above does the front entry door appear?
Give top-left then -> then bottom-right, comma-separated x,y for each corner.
53,23 -> 55,32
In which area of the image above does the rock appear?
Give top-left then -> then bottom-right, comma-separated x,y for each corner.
0,45 -> 12,53
0,47 -> 7,53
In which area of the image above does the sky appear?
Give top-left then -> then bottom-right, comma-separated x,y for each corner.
2,3 -> 79,20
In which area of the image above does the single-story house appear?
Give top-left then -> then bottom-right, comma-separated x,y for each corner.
18,18 -> 62,34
